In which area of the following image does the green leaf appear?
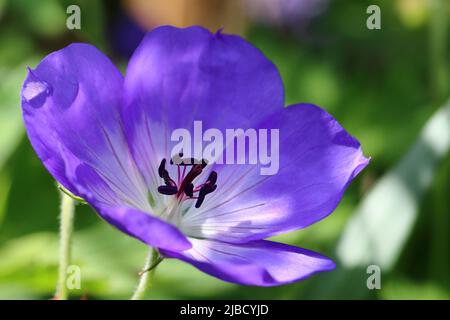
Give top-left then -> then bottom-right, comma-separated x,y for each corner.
337,101 -> 450,270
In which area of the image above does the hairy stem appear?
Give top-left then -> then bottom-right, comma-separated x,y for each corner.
55,192 -> 75,300
130,248 -> 162,300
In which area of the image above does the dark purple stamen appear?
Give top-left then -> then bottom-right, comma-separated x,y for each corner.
158,158 -> 176,187
195,184 -> 217,208
158,158 -> 167,177
157,157 -> 217,208
184,183 -> 194,197
206,171 -> 217,185
157,185 -> 178,195
194,172 -> 218,208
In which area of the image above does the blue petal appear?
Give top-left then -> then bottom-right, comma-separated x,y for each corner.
21,43 -> 193,252
122,26 -> 284,200
181,104 -> 369,242
161,239 -> 335,286
21,43 -> 148,209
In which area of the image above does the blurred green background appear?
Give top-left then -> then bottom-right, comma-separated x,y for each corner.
0,0 -> 449,299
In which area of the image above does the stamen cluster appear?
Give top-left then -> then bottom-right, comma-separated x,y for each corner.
157,153 -> 217,208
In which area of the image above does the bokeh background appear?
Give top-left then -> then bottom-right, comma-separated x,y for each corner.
0,0 -> 449,299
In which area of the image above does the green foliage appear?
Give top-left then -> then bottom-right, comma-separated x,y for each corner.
338,102 -> 450,270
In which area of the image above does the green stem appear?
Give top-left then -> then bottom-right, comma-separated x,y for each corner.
130,248 -> 161,300
55,192 -> 75,300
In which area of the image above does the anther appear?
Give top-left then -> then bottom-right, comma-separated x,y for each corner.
206,171 -> 217,185
158,158 -> 167,178
157,157 -> 217,207
184,183 -> 194,197
195,171 -> 218,208
158,158 -> 176,187
195,184 -> 217,208
158,185 -> 178,195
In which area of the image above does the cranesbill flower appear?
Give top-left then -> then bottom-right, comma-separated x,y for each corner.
21,26 -> 368,286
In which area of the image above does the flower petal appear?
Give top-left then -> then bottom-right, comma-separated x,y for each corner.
21,43 -> 148,210
182,103 -> 369,242
122,26 -> 284,205
93,204 -> 192,251
58,148 -> 191,252
160,239 -> 335,286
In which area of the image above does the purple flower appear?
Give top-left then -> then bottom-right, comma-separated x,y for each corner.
21,26 -> 368,286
